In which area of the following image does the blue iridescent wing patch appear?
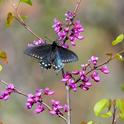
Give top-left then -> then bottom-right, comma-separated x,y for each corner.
52,48 -> 64,71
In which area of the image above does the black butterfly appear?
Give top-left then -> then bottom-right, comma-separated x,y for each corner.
24,41 -> 78,71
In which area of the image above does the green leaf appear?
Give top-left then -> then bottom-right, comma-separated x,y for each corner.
21,16 -> 28,21
99,111 -> 112,118
0,64 -> 3,72
121,84 -> 124,92
115,54 -> 124,61
116,99 -> 124,120
119,112 -> 124,120
94,99 -> 112,118
6,12 -> 14,27
112,34 -> 124,46
116,99 -> 124,112
20,0 -> 32,6
87,121 -> 94,124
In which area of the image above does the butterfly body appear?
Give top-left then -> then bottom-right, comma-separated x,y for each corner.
24,41 -> 78,71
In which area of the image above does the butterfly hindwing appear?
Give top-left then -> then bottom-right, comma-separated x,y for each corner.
52,48 -> 64,70
57,46 -> 78,63
39,58 -> 52,69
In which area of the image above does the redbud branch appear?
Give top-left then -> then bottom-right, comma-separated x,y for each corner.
86,57 -> 112,75
62,69 -> 71,124
73,0 -> 82,16
75,56 -> 112,84
75,48 -> 124,84
112,100 -> 117,124
66,86 -> 71,124
16,0 -> 21,14
11,2 -> 42,40
14,16 -> 42,40
0,79 -> 67,122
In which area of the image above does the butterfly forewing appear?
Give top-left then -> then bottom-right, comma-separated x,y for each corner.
57,46 -> 78,63
24,44 -> 51,60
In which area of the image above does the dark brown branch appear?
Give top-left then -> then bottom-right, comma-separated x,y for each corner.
112,100 -> 117,124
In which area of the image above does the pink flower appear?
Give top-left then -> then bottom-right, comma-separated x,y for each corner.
52,19 -> 63,33
61,73 -> 72,82
65,11 -> 74,22
49,100 -> 68,116
91,71 -> 100,82
35,104 -> 45,114
0,84 -> 15,100
63,104 -> 69,112
100,65 -> 109,74
44,88 -> 55,95
89,56 -> 99,65
68,20 -> 84,45
28,39 -> 45,47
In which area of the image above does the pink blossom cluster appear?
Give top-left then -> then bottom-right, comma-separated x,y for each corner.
61,56 -> 110,91
49,100 -> 69,116
28,38 -> 45,47
26,88 -> 54,113
0,84 -> 15,100
52,11 -> 84,48
0,84 -> 69,116
26,89 -> 69,115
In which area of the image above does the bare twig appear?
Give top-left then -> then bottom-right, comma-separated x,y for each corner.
112,100 -> 117,124
73,0 -> 82,16
14,16 -> 41,40
61,68 -> 71,124
66,85 -> 71,124
11,1 -> 42,40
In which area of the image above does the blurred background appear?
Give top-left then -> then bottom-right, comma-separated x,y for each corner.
0,0 -> 124,124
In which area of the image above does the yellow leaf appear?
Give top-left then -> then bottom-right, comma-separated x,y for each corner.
116,54 -> 124,61
0,64 -> 3,71
0,50 -> 8,64
80,121 -> 87,124
6,12 -> 14,27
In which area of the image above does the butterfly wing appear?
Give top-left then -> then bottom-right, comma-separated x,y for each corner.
24,43 -> 78,71
57,46 -> 78,63
24,44 -> 51,60
24,44 -> 52,69
39,57 -> 52,69
52,48 -> 64,71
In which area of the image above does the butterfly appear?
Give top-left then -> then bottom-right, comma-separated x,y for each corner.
24,41 -> 78,71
